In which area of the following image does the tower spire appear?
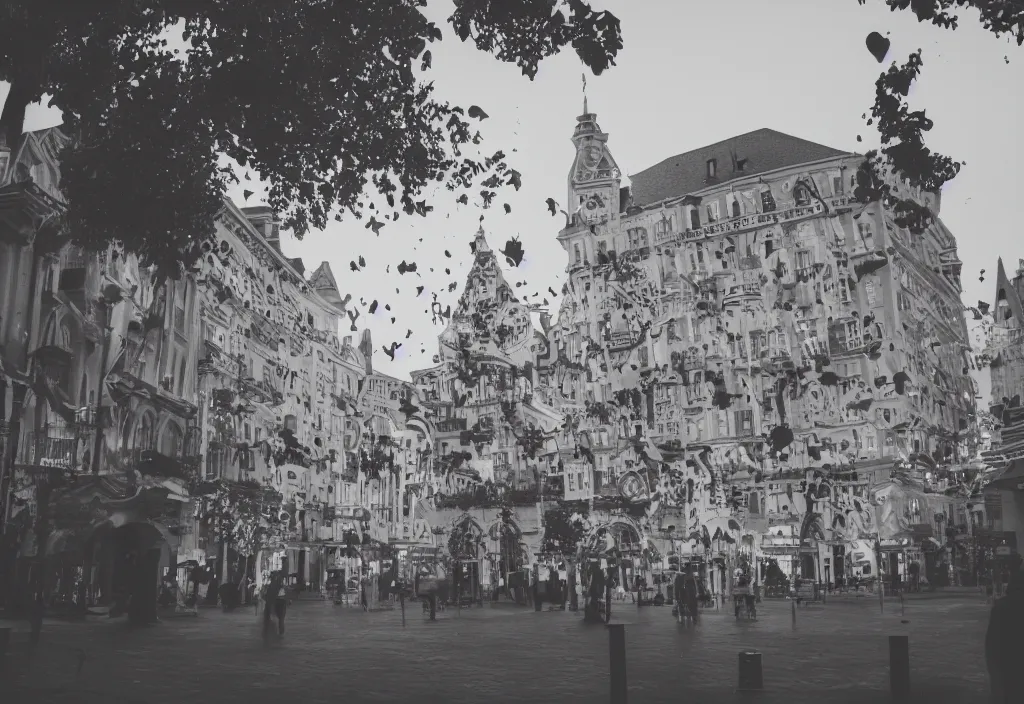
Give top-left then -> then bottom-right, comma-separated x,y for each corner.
581,71 -> 589,116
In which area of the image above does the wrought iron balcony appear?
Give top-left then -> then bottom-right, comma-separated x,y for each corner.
0,180 -> 64,246
436,417 -> 468,434
16,427 -> 85,471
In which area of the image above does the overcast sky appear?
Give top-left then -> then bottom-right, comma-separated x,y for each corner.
8,0 -> 1021,399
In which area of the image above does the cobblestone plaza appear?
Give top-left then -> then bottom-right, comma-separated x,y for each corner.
3,592 -> 991,704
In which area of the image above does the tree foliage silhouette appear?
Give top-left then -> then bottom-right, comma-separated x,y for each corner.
855,1 -> 1023,230
0,0 -> 622,277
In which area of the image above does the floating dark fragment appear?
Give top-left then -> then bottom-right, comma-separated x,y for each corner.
501,238 -> 525,267
865,32 -> 890,64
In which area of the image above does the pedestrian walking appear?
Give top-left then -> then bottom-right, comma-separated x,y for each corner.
263,570 -> 288,636
986,563 -> 1024,703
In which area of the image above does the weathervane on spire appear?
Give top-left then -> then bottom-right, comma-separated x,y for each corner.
582,71 -> 588,115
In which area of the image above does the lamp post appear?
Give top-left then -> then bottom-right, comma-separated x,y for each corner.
91,286 -> 119,475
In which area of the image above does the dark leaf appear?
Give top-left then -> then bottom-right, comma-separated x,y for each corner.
865,31 -> 890,63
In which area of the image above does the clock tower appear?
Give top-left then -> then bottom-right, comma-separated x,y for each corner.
567,100 -> 621,229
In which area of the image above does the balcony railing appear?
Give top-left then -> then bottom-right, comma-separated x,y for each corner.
436,418 -> 468,434
124,426 -> 202,483
59,245 -> 88,271
433,483 -> 560,510
16,427 -> 84,471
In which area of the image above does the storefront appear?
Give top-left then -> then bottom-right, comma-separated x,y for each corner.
877,537 -> 912,589
759,534 -> 800,594
974,529 -> 1019,585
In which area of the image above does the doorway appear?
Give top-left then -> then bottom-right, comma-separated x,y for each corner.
297,549 -> 307,591
833,545 -> 845,588
454,560 -> 479,605
888,553 -> 900,589
800,553 -> 816,580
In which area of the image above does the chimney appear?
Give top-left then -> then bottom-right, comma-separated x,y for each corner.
240,205 -> 282,253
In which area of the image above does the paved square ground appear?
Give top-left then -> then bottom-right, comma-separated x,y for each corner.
1,593 -> 993,704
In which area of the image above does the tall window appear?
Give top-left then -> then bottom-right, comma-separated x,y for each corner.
761,189 -> 776,213
706,201 -> 720,223
164,423 -> 183,457
135,413 -> 155,450
177,355 -> 187,396
731,198 -> 741,218
173,281 -> 186,332
706,159 -> 717,179
689,208 -> 700,230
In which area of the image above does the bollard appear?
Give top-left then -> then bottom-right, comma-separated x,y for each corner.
889,635 -> 910,699
791,596 -> 796,630
608,623 -> 628,704
737,651 -> 764,691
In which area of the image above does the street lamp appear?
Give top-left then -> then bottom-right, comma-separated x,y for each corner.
91,285 -> 120,475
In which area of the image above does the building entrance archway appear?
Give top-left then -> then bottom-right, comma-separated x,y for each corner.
449,516 -> 484,606
100,521 -> 169,625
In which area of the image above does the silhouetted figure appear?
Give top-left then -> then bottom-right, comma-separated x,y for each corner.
986,565 -> 1024,702
263,570 -> 287,636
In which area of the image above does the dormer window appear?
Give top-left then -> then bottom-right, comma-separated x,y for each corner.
689,207 -> 701,230
795,184 -> 811,206
707,159 -> 717,179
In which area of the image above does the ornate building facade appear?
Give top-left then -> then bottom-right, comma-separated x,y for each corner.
544,108 -> 978,592
979,257 -> 1024,562
0,127 -> 202,618
0,128 -> 367,615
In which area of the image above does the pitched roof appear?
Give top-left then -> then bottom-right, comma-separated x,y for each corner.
629,128 -> 851,207
308,261 -> 343,305
994,257 -> 1024,327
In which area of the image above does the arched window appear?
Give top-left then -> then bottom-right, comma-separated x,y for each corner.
731,198 -> 741,218
135,413 -> 155,450
163,423 -> 183,458
284,414 -> 297,432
